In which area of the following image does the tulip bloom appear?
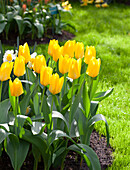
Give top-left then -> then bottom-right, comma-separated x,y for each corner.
102,3 -> 109,7
75,42 -> 84,59
40,66 -> 53,86
86,57 -> 101,78
9,78 -> 24,97
84,46 -> 96,64
33,55 -> 46,73
68,58 -> 82,80
49,73 -> 64,95
59,55 -> 71,74
52,44 -> 63,62
18,43 -> 31,64
0,62 -> 13,81
22,4 -> 26,12
48,39 -> 58,57
27,0 -> 31,5
63,40 -> 76,58
14,56 -> 25,77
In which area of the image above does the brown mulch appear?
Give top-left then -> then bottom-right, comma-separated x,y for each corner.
0,30 -> 75,46
0,130 -> 113,170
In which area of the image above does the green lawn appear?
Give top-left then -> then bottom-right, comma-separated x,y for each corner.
2,2 -> 130,169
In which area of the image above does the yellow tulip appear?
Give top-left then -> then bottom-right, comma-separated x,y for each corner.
63,40 -> 76,58
9,78 -> 24,97
48,39 -> 58,57
59,55 -> 71,74
84,46 -> 96,64
0,62 -> 13,81
40,66 -> 53,86
52,44 -> 63,62
18,43 -> 31,63
14,56 -> 25,77
86,57 -> 101,77
75,42 -> 84,59
68,58 -> 82,80
49,73 -> 64,95
33,55 -> 46,73
102,3 -> 109,7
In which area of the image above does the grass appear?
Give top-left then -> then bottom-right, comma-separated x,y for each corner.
2,2 -> 130,169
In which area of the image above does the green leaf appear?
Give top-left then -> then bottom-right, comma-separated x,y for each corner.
0,41 -> 3,65
33,93 -> 40,115
9,87 -> 15,113
0,14 -> 6,22
32,144 -> 41,170
83,82 -> 90,118
31,122 -> 46,135
0,99 -> 11,123
88,114 -> 109,145
20,78 -> 39,114
42,95 -> 51,124
93,88 -> 114,102
52,111 -> 69,132
70,80 -> 84,125
14,15 -> 24,36
0,129 -> 9,144
34,22 -> 44,38
90,76 -> 99,100
6,12 -> 14,22
22,129 -> 50,170
90,101 -> 99,117
68,144 -> 101,170
0,22 -> 7,33
6,134 -> 29,170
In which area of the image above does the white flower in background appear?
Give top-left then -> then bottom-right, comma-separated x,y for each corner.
3,50 -> 17,63
27,52 -> 37,69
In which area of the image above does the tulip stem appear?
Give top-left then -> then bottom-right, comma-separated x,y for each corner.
69,80 -> 74,130
64,73 -> 67,95
40,86 -> 46,116
15,97 -> 18,136
26,65 -> 30,82
0,81 -> 3,102
50,95 -> 54,131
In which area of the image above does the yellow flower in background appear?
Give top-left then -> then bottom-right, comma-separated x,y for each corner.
9,78 -> 24,97
49,73 -> 64,95
59,55 -> 71,74
0,62 -> 13,81
81,0 -> 88,6
95,4 -> 101,8
102,3 -> 109,7
14,56 -> 25,77
27,52 -> 37,69
48,39 -> 58,56
88,0 -> 94,4
95,0 -> 104,3
75,42 -> 84,59
52,44 -> 63,62
62,1 -> 69,8
33,55 -> 46,73
40,66 -> 53,86
86,57 -> 101,77
18,42 -> 31,63
64,4 -> 72,11
68,58 -> 82,80
63,40 -> 76,58
84,46 -> 96,64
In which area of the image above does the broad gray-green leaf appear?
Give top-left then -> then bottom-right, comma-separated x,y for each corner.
0,129 -> 9,144
0,99 -> 11,123
34,22 -> 44,38
31,122 -> 45,135
68,144 -> 101,170
0,22 -> 7,33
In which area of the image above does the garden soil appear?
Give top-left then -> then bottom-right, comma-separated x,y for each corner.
0,130 -> 113,170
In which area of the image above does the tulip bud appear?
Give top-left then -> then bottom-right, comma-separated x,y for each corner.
63,40 -> 76,58
0,62 -> 13,81
75,42 -> 84,59
49,73 -> 64,95
40,66 -> 53,86
9,78 -> 24,97
84,46 -> 96,64
48,39 -> 58,56
68,58 -> 82,80
27,0 -> 31,5
52,44 -> 63,62
22,4 -> 26,12
18,43 -> 31,64
86,57 -> 101,77
33,55 -> 46,73
14,56 -> 25,77
59,55 -> 71,74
